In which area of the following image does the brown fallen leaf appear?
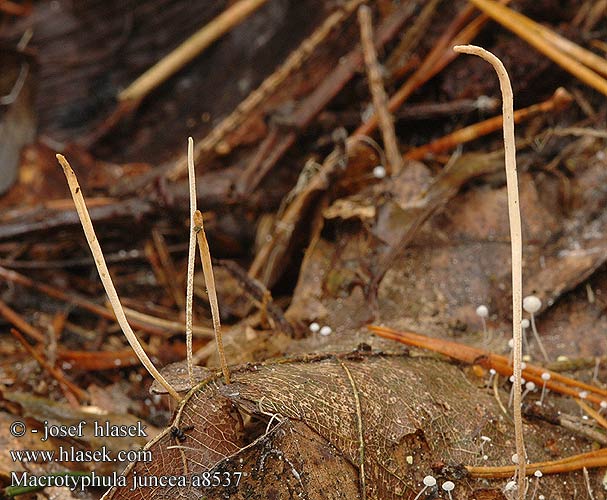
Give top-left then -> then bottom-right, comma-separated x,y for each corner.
102,349 -> 591,499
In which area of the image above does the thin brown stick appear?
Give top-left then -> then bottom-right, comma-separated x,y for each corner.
229,5 -> 413,199
121,307 -> 214,337
167,0 -> 366,180
369,325 -> 607,406
10,328 -> 88,402
466,448 -> 607,478
151,229 -> 184,309
470,0 -> 607,96
0,298 -> 45,343
0,265 -> 213,337
354,0 -> 513,138
404,87 -> 572,160
119,0 -> 269,103
57,154 -> 181,401
248,144 -> 345,283
385,0 -> 441,79
576,399 -> 607,431
0,0 -> 30,16
193,210 -> 230,384
357,6 -> 403,175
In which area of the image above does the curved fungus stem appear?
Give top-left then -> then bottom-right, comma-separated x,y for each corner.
452,44 -> 525,498
57,154 -> 181,402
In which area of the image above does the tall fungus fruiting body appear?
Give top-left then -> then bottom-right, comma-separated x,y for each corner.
452,45 -> 526,498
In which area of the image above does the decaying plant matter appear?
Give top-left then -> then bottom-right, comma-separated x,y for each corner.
2,1 -> 607,499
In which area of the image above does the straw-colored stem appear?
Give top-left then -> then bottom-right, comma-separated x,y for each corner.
452,45 -> 525,498
57,154 -> 181,402
185,138 -> 197,388
194,210 -> 231,384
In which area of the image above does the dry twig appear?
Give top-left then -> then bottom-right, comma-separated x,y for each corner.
467,448 -> 607,478
369,326 -> 607,405
405,87 -> 572,160
354,0 -> 513,138
168,0 -> 366,180
119,0 -> 269,103
357,6 -> 403,174
10,328 -> 88,403
470,0 -> 607,96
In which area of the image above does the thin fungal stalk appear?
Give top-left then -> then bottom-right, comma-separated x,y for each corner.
185,138 -> 197,388
56,154 -> 181,401
193,210 -> 231,384
452,45 -> 525,497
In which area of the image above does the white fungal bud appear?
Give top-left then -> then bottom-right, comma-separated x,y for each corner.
476,305 -> 489,318
523,295 -> 542,314
319,325 -> 332,336
309,322 -> 320,333
521,318 -> 530,328
372,165 -> 387,179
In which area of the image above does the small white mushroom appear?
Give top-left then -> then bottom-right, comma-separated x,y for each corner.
372,165 -> 387,179
479,435 -> 492,459
442,480 -> 455,500
523,295 -> 549,361
487,368 -> 497,388
522,295 -> 541,314
531,470 -> 543,500
413,475 -> 436,500
476,304 -> 490,343
319,325 -> 332,336
538,372 -> 551,407
521,381 -> 536,403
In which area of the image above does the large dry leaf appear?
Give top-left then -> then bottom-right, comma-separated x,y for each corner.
103,350 -> 589,499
